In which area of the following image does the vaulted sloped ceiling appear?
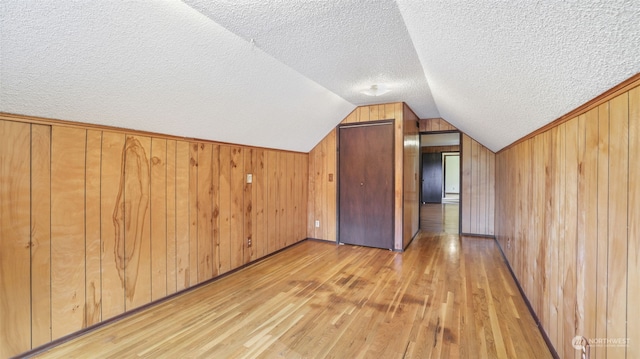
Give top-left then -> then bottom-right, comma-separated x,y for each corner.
1,1 -> 639,152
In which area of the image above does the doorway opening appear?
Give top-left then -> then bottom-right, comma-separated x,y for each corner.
420,132 -> 460,233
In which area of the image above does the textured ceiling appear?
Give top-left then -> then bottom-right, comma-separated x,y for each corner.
183,0 -> 439,118
1,1 -> 639,153
397,0 -> 640,151
0,1 -> 354,152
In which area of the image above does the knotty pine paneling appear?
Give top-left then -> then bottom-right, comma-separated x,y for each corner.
461,134 -> 495,236
0,114 -> 309,358
495,82 -> 640,358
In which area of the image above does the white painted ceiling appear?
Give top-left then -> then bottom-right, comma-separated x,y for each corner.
1,1 -> 639,152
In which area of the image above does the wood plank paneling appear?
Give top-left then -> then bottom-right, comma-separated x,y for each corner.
403,104 -> 420,247
100,132 -> 126,320
230,146 -> 244,269
244,149 -> 255,263
0,120 -> 32,358
254,149 -> 267,259
51,126 -> 86,340
325,130 -> 337,242
461,135 -> 472,234
418,118 -> 457,132
151,138 -> 167,300
175,141 -> 190,291
460,134 -> 495,236
495,81 -> 640,358
393,103 -> 404,250
123,135 -> 152,310
0,113 -> 311,357
188,143 -> 199,285
197,143 -> 213,283
606,92 -> 628,359
267,150 -> 278,254
627,85 -> 640,359
166,140 -> 177,295
211,144 -> 221,277
579,109 -> 598,354
562,118 -> 578,359
85,130 -> 102,327
31,124 -> 52,348
219,145 -> 232,274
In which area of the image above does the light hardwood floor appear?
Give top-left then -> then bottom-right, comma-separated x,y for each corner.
421,203 -> 460,234
31,232 -> 551,358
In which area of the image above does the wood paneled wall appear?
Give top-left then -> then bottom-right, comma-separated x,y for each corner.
421,145 -> 460,154
0,114 -> 308,358
307,103 -> 417,250
403,106 -> 420,247
418,118 -> 457,132
495,82 -> 640,358
461,134 -> 495,236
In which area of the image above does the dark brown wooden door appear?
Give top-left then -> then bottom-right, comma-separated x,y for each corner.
421,152 -> 442,203
339,123 -> 394,249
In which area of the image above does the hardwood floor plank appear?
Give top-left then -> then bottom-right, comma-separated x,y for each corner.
33,232 -> 551,359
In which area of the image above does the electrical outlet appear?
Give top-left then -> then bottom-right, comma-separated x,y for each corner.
315,220 -> 320,228
246,173 -> 253,183
507,238 -> 511,250
247,238 -> 252,247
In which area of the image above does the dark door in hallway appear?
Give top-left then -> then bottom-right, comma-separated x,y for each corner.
421,152 -> 442,203
338,122 -> 394,249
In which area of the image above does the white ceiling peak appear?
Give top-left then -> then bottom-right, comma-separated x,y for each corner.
182,0 -> 440,119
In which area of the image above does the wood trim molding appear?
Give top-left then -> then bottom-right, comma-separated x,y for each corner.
0,112 -> 307,155
499,72 -> 640,153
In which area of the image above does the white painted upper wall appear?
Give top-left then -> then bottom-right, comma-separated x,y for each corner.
1,1 -> 639,152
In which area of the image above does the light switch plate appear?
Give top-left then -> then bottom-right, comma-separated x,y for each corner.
247,173 -> 253,183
